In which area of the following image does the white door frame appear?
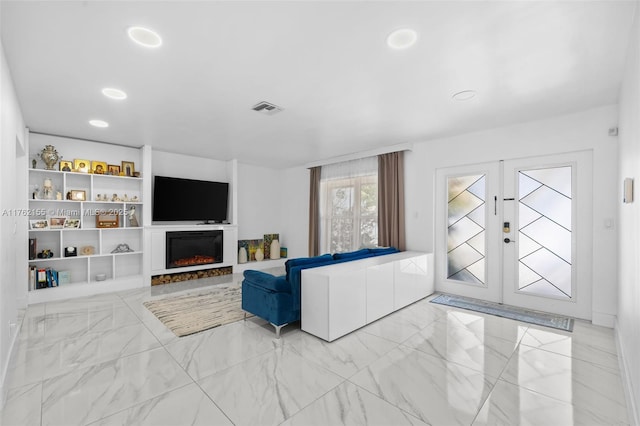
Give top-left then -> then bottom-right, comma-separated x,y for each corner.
434,151 -> 593,319
502,151 -> 592,319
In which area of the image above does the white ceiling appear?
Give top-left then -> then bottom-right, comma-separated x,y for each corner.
1,1 -> 636,168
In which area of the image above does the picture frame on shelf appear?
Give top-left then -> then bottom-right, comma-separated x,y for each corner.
29,219 -> 48,230
107,164 -> 121,175
73,159 -> 90,173
121,161 -> 135,177
69,190 -> 86,201
91,161 -> 107,175
47,216 -> 66,229
59,160 -> 73,172
64,218 -> 80,229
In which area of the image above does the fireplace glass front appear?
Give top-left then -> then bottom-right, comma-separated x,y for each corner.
166,230 -> 223,269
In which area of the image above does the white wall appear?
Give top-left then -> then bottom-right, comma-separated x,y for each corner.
279,166 -> 309,258
0,41 -> 27,406
152,150 -> 228,182
281,106 -> 620,324
616,2 -> 640,423
236,163 -> 282,242
405,105 -> 619,324
150,154 -> 290,255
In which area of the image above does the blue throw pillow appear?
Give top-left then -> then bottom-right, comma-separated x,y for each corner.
285,254 -> 333,281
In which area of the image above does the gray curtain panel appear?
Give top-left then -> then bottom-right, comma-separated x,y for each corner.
308,166 -> 321,256
378,152 -> 406,251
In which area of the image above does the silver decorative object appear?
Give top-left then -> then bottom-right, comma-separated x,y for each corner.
39,145 -> 59,170
111,243 -> 134,254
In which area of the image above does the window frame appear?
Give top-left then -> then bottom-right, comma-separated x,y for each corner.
320,173 -> 378,253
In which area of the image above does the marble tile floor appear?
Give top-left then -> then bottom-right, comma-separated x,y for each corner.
0,272 -> 629,425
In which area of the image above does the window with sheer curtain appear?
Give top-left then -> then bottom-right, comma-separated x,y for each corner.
319,157 -> 378,253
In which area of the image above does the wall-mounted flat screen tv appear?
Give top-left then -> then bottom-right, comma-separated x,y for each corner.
152,175 -> 229,223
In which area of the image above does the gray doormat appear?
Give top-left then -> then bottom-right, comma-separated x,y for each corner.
430,294 -> 574,332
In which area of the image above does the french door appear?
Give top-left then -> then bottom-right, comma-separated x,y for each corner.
435,152 -> 593,319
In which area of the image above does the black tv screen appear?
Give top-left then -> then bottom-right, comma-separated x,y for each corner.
152,176 -> 229,223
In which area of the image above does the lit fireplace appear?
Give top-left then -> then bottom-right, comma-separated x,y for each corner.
166,230 -> 223,269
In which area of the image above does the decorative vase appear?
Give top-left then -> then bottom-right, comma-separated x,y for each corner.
238,247 -> 248,264
270,239 -> 281,259
39,145 -> 59,170
43,178 -> 54,200
255,247 -> 264,261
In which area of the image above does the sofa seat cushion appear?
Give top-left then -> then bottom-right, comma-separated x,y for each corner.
242,281 -> 299,326
243,270 -> 289,293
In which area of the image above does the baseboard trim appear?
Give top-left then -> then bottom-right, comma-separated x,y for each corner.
615,318 -> 639,426
592,311 -> 616,328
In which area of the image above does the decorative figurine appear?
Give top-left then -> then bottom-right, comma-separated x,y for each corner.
127,206 -> 139,227
39,145 -> 59,170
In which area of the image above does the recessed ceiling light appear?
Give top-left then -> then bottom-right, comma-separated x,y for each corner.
102,88 -> 127,100
387,28 -> 418,49
89,119 -> 109,128
452,90 -> 477,101
127,26 -> 162,48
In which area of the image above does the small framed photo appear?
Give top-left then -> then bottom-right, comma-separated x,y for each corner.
70,190 -> 86,201
107,164 -> 121,175
59,160 -> 73,172
48,216 -> 67,229
29,219 -> 48,230
91,161 -> 107,175
64,218 -> 80,229
121,161 -> 135,177
74,159 -> 90,173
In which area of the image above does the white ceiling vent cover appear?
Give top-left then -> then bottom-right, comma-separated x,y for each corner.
252,101 -> 283,115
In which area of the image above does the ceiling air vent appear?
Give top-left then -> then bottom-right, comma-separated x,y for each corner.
252,101 -> 283,115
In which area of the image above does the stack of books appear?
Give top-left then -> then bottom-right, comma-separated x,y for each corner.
28,266 -> 59,290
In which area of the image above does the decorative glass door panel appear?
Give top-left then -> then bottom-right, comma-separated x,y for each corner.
518,167 -> 572,298
447,175 -> 486,285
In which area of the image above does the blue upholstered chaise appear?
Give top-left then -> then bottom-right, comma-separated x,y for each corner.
241,247 -> 399,337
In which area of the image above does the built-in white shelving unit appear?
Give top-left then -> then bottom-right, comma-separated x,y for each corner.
27,134 -> 147,303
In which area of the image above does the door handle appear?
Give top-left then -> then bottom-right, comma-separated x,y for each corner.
504,238 -> 515,243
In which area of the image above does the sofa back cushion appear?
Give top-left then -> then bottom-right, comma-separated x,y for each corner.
368,247 -> 399,256
285,254 -> 333,281
332,248 -> 370,261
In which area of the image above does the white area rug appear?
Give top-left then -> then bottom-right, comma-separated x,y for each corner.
143,283 -> 248,337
